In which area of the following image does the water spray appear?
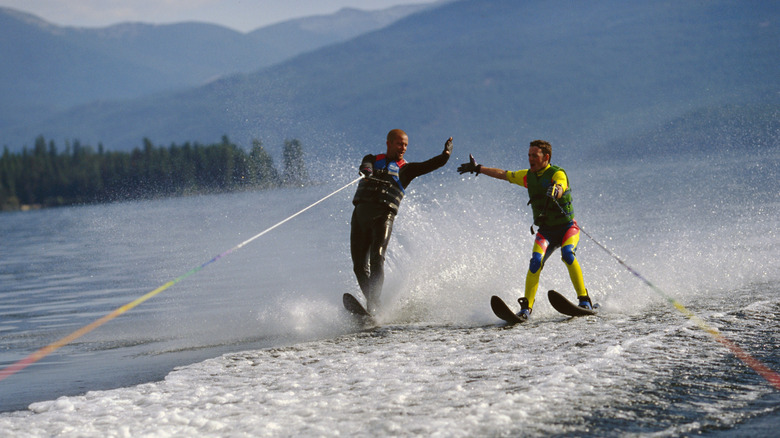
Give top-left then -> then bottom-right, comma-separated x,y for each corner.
0,177 -> 363,383
551,197 -> 780,390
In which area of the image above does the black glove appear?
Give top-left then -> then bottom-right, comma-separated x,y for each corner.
457,154 -> 482,175
443,137 -> 453,155
546,184 -> 560,199
359,162 -> 373,177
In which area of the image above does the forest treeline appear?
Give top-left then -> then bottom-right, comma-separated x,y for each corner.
0,135 -> 309,211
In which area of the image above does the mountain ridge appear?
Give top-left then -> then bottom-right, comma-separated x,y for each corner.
0,3 -> 435,135
3,0 -> 778,166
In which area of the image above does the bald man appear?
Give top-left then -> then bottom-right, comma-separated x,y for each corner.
350,129 -> 452,314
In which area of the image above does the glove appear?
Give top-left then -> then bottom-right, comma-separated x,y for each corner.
546,184 -> 560,199
457,154 -> 482,175
443,137 -> 453,155
359,162 -> 373,177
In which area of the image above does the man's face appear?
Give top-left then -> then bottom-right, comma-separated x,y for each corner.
386,133 -> 409,161
528,146 -> 549,172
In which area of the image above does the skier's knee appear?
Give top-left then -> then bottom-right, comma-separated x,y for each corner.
529,253 -> 543,274
561,245 -> 576,265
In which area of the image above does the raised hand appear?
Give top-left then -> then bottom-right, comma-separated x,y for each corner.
457,154 -> 482,175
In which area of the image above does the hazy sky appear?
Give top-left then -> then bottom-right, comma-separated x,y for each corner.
0,0 -> 435,32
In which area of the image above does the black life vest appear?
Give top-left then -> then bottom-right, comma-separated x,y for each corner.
352,154 -> 407,214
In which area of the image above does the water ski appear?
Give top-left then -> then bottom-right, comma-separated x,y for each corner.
343,293 -> 374,322
547,290 -> 598,317
491,295 -> 527,325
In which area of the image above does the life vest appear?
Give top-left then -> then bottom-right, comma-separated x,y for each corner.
352,154 -> 407,214
526,165 -> 575,227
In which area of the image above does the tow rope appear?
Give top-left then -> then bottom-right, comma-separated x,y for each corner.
0,177 -> 362,383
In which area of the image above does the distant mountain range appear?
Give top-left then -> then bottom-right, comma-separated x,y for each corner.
0,3 -> 435,135
2,0 -> 778,167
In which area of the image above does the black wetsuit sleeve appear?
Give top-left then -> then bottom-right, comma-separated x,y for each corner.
398,151 -> 450,188
360,154 -> 376,170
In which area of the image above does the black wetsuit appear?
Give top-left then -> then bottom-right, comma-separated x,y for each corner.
350,151 -> 449,313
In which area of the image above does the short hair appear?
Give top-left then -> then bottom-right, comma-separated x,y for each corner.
387,129 -> 408,142
529,139 -> 552,160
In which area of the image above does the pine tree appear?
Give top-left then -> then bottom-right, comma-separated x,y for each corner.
249,139 -> 280,188
282,139 -> 308,187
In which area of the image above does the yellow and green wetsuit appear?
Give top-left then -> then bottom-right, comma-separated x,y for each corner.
506,164 -> 588,310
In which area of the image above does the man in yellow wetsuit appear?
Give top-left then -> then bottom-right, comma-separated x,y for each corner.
457,139 -> 592,320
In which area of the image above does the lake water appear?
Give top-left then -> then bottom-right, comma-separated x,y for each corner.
0,151 -> 778,436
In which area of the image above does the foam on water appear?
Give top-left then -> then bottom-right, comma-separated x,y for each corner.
2,290 -> 777,437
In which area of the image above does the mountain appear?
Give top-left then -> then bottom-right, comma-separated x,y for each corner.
4,0 -> 778,165
248,5 -> 439,57
596,101 -> 780,161
0,3 -> 434,135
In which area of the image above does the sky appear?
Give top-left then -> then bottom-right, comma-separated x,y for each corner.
0,0 -> 435,33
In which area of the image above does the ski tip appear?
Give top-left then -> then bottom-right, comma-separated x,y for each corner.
343,292 -> 372,318
548,289 -> 598,317
491,295 -> 527,325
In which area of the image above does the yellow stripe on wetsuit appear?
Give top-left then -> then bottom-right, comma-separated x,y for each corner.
506,165 -> 568,191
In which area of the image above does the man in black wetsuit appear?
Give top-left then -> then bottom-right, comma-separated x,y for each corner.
350,129 -> 453,314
